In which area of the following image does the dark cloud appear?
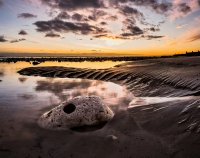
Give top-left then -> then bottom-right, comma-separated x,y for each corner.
152,2 -> 172,14
0,36 -> 7,42
41,0 -> 172,15
127,26 -> 144,36
56,12 -> 70,19
123,18 -> 136,27
145,35 -> 164,40
118,33 -> 164,40
34,0 -> 169,41
119,6 -> 148,37
111,0 -> 172,13
41,0 -> 105,10
125,26 -> 144,36
45,32 -> 61,38
18,13 -> 37,19
10,38 -> 26,43
0,36 -> 27,43
71,13 -> 85,21
121,6 -> 143,18
88,10 -> 107,21
178,3 -> 191,14
149,27 -> 160,32
18,30 -> 28,35
34,19 -> 108,36
93,34 -> 108,38
198,0 -> 200,6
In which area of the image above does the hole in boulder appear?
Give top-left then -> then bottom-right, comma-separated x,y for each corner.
63,103 -> 76,114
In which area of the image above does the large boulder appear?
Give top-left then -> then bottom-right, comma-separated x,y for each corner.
38,96 -> 114,130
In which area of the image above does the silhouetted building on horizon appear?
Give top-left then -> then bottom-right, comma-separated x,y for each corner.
174,51 -> 200,57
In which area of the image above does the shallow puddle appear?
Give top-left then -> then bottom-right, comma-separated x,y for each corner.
0,61 -> 197,134
0,61 -> 131,111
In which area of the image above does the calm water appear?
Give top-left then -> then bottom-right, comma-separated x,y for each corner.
0,61 -> 134,138
0,61 -> 133,109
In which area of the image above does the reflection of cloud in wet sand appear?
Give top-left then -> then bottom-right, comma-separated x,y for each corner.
0,71 -> 4,77
0,71 -> 3,82
18,94 -> 36,100
18,77 -> 27,83
35,78 -> 133,111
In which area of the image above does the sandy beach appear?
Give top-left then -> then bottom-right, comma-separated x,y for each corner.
1,0 -> 200,156
0,57 -> 199,158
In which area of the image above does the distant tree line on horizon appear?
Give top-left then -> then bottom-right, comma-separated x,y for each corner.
0,56 -> 156,64
0,51 -> 199,64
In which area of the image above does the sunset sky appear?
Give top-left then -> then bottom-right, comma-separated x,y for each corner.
0,0 -> 200,56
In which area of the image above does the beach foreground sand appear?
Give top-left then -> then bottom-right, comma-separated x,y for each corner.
1,57 -> 200,158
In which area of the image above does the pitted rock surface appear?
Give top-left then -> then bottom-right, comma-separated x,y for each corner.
38,96 -> 114,130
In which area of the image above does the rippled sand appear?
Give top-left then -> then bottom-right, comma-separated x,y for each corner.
1,57 -> 200,158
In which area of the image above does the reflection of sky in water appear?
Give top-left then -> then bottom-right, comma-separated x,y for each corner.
38,61 -> 126,69
0,62 -> 132,113
0,61 -> 131,143
35,78 -> 133,111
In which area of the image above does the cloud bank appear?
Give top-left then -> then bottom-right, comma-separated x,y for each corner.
12,0 -> 200,41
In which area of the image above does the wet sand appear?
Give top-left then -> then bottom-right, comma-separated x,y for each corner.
1,57 -> 200,158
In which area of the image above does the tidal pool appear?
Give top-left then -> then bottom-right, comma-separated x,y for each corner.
0,61 -> 134,140
0,61 -> 133,110
0,61 -> 195,137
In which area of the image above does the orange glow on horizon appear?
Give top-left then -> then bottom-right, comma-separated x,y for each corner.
1,46 -> 199,56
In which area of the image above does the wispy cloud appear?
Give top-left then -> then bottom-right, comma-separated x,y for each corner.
176,24 -> 187,29
18,13 -> 37,19
166,17 -> 200,45
45,32 -> 60,38
10,38 -> 26,43
183,26 -> 200,42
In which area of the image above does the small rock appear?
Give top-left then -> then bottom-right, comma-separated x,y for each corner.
32,61 -> 40,65
107,135 -> 118,140
38,96 -> 114,130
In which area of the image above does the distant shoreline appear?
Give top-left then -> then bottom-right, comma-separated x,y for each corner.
0,56 -> 157,63
0,51 -> 199,63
